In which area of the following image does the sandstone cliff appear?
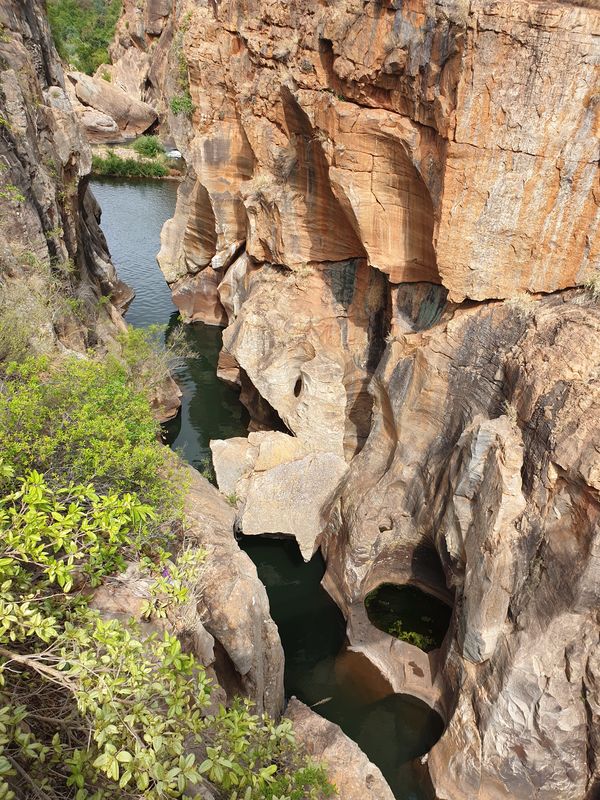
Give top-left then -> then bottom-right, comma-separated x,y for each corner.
105,1 -> 600,798
0,0 -> 282,727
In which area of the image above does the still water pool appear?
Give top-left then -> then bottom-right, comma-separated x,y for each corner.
91,178 -> 444,800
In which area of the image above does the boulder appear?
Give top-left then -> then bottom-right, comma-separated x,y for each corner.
66,71 -> 157,141
285,698 -> 395,800
211,432 -> 347,560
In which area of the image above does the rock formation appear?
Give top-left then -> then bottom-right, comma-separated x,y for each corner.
285,697 -> 396,800
0,0 -> 129,355
66,70 -> 157,143
323,290 -> 600,800
183,468 -> 284,716
103,0 -> 600,798
0,1 -> 180,416
94,469 -> 284,717
211,431 -> 347,559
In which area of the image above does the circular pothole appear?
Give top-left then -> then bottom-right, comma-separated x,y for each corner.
365,583 -> 452,652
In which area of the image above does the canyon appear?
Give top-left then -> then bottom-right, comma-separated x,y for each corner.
2,0 -> 599,798
105,0 -> 600,797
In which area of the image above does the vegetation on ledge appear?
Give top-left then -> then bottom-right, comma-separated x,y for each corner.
0,341 -> 335,799
47,0 -> 123,75
92,151 -> 169,179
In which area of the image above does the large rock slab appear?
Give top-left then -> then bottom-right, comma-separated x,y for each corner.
211,432 -> 348,560
285,698 -> 395,800
67,71 -> 157,141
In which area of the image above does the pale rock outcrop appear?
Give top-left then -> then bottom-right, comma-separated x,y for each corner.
183,468 -> 284,715
323,291 -> 600,800
66,71 -> 157,142
211,432 -> 347,560
285,698 -> 396,800
220,261 -> 388,457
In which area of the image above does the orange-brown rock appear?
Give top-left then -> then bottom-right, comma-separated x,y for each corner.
66,71 -> 157,143
117,0 -> 599,305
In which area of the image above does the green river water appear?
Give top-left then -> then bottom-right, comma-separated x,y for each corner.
91,177 -> 444,800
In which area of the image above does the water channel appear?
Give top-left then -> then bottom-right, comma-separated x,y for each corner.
91,177 -> 444,800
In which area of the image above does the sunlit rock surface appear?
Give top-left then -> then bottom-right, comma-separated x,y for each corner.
285,698 -> 396,800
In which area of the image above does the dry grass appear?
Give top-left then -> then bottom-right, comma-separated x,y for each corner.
504,291 -> 536,317
584,271 -> 600,300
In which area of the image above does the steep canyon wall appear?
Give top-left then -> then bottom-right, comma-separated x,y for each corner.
108,1 -> 600,798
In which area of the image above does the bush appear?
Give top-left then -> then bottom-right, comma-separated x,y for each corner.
0,464 -> 335,800
92,152 -> 169,179
170,94 -> 194,116
132,135 -> 164,159
0,354 -> 177,516
47,0 -> 123,75
118,323 -> 192,397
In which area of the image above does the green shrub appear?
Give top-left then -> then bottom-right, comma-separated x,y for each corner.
132,135 -> 164,158
0,465 -> 334,800
92,152 -> 169,178
0,354 -> 177,515
387,620 -> 435,651
170,93 -> 194,116
47,0 -> 123,75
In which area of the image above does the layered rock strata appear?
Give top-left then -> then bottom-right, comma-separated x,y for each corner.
105,1 -> 600,798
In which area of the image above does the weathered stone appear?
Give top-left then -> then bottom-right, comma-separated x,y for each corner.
171,268 -> 227,325
322,292 -> 600,800
285,698 -> 395,800
221,261 -> 388,457
241,450 -> 348,561
67,71 -> 157,140
183,468 -> 284,716
211,431 -> 347,560
0,0 -> 130,357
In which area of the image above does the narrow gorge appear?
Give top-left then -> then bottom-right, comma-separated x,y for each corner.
0,1 -> 599,800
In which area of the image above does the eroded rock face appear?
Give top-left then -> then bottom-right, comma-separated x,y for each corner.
0,0 -> 131,357
105,2 -> 600,798
183,468 -> 284,716
211,431 -> 347,559
285,698 -> 395,800
127,0 -> 597,307
92,468 -> 284,716
323,291 -> 600,800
